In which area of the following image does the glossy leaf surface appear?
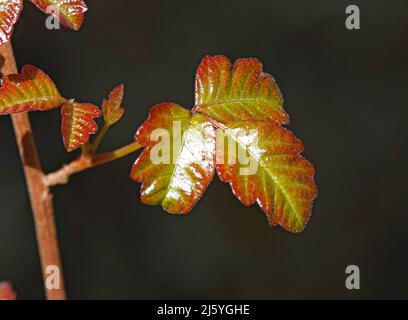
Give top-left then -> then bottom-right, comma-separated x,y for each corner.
102,84 -> 125,126
215,121 -> 317,232
194,55 -> 288,124
131,103 -> 215,214
132,55 -> 317,231
29,0 -> 87,30
0,0 -> 23,45
61,101 -> 100,152
0,65 -> 65,115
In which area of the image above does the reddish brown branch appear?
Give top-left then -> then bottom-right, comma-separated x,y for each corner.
45,142 -> 141,187
0,42 -> 66,300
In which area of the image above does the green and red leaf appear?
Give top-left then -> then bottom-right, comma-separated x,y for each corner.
0,0 -> 23,45
194,55 -> 288,124
131,103 -> 215,214
214,121 -> 317,233
132,55 -> 317,232
61,101 -> 100,152
0,65 -> 65,115
102,84 -> 125,126
195,55 -> 317,232
29,0 -> 87,31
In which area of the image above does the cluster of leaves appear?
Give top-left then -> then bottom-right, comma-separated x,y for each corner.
0,65 -> 124,152
131,55 -> 318,233
0,0 -> 87,45
0,0 -> 317,234
0,55 -> 317,232
0,0 -> 318,304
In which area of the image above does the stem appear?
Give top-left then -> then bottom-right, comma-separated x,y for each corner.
90,123 -> 109,154
0,42 -> 66,299
45,142 -> 141,187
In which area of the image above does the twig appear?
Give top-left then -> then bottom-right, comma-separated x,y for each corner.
90,123 -> 110,154
0,42 -> 66,300
45,142 -> 141,187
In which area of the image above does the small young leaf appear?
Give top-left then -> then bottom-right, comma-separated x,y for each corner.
0,281 -> 16,300
0,0 -> 23,45
0,65 -> 65,115
194,55 -> 288,124
131,103 -> 215,214
61,101 -> 100,152
29,0 -> 88,31
102,84 -> 125,126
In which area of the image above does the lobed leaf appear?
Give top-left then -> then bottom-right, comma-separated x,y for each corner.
102,84 -> 125,126
195,55 -> 317,232
29,0 -> 88,31
214,121 -> 317,233
0,65 -> 65,115
0,0 -> 23,45
61,101 -> 100,152
0,281 -> 16,300
131,103 -> 215,214
194,55 -> 288,124
132,55 -> 317,231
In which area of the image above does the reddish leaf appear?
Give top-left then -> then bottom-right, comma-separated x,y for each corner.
29,0 -> 88,30
194,55 -> 288,124
0,0 -> 23,45
131,103 -> 215,214
102,84 -> 125,126
61,101 -> 100,152
0,281 -> 16,300
132,55 -> 317,231
0,65 -> 65,115
195,55 -> 317,232
214,121 -> 317,233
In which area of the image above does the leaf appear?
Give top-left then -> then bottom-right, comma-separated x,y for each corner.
0,281 -> 16,300
61,101 -> 100,152
29,0 -> 88,31
0,0 -> 23,45
195,55 -> 317,232
102,84 -> 125,126
131,55 -> 317,231
214,121 -> 317,233
194,55 -> 288,124
130,103 -> 215,214
0,65 -> 65,115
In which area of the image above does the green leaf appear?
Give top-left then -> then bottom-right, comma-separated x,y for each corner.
131,55 -> 317,232
214,120 -> 317,232
131,103 -> 215,214
194,55 -> 288,124
0,65 -> 65,115
194,55 -> 317,232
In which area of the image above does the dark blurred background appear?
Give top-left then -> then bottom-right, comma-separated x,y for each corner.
0,0 -> 407,299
